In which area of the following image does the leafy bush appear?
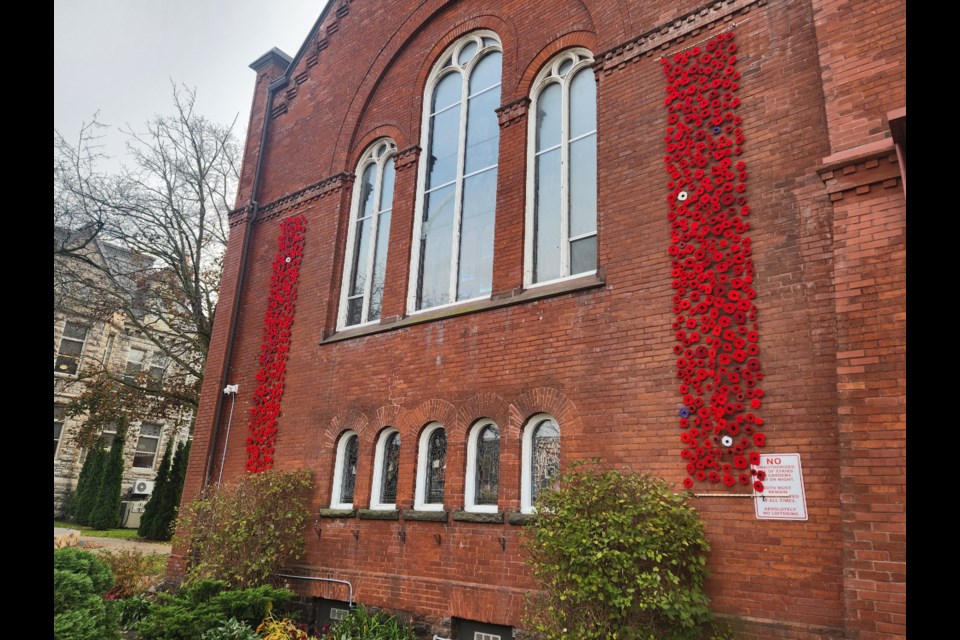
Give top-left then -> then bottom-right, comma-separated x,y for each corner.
53,548 -> 120,640
256,612 -> 317,639
135,580 -> 295,640
117,594 -> 154,628
326,604 -> 417,640
200,617 -> 261,640
175,469 -> 314,588
101,549 -> 167,597
522,463 -> 717,640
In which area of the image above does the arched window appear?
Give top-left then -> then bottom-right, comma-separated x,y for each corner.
521,414 -> 561,513
370,428 -> 400,509
339,139 -> 397,328
465,420 -> 500,512
331,431 -> 359,508
415,423 -> 447,510
409,31 -> 502,312
526,49 -> 597,286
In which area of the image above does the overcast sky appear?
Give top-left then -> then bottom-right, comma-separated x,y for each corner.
54,0 -> 329,166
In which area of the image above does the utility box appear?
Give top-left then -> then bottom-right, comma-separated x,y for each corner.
120,500 -> 149,529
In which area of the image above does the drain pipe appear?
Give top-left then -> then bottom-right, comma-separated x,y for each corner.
202,53 -> 291,489
274,574 -> 354,608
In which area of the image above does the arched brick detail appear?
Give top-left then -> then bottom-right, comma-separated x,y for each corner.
448,393 -> 511,510
317,410 -> 370,507
350,127 -> 404,170
516,31 -> 599,98
393,399 -> 456,508
511,387 -> 582,433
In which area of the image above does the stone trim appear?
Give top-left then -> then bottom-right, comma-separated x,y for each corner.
452,511 -> 505,524
358,509 -> 400,520
402,509 -> 450,522
318,508 -> 356,518
595,0 -> 767,75
507,512 -> 537,526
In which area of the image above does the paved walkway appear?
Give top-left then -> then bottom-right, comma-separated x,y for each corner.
55,527 -> 172,555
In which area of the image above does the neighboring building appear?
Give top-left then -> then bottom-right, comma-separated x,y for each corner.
54,229 -> 192,518
174,1 -> 905,638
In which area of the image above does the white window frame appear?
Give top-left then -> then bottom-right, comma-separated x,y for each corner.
330,431 -> 359,509
414,422 -> 447,511
338,139 -> 398,329
133,422 -> 162,468
464,419 -> 500,513
55,321 -> 88,376
370,428 -> 400,510
524,48 -> 598,288
520,413 -> 561,514
125,346 -> 148,384
407,30 -> 503,314
54,405 -> 66,459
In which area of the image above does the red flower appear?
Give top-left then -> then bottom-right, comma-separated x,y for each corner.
683,477 -> 694,489
753,433 -> 766,446
753,481 -> 764,492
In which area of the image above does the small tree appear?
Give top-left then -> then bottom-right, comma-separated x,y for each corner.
139,441 -> 174,539
70,445 -> 107,525
522,463 -> 718,640
140,439 -> 191,540
175,469 -> 314,588
89,420 -> 129,530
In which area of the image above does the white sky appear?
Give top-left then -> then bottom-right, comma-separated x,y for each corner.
54,0 -> 329,166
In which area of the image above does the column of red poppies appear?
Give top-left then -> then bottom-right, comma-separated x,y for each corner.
246,214 -> 307,473
662,32 -> 767,493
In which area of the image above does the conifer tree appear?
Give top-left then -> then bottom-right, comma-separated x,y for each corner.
89,421 -> 128,530
137,440 -> 173,539
71,446 -> 106,525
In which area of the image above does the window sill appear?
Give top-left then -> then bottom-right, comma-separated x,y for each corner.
402,509 -> 449,522
508,512 -> 538,526
358,508 -> 399,520
452,510 -> 504,524
322,269 -> 605,344
318,508 -> 356,519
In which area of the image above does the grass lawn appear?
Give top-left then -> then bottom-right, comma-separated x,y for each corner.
54,519 -> 142,540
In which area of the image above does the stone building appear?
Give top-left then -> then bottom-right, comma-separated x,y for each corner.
173,0 -> 905,637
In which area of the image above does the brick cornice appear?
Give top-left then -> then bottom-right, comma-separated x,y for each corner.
246,172 -> 355,224
227,205 -> 254,229
496,97 -> 530,128
816,141 -> 900,201
394,146 -> 421,172
595,0 -> 767,75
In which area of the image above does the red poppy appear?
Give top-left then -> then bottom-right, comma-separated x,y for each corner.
753,481 -> 764,492
753,433 -> 766,446
683,477 -> 694,489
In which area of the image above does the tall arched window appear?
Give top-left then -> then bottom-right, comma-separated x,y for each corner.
331,431 -> 359,508
521,414 -> 561,513
409,32 -> 502,311
526,49 -> 597,286
465,420 -> 500,512
415,423 -> 447,510
339,139 -> 397,328
370,428 -> 400,509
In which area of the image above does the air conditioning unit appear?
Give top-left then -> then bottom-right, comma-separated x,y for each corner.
132,479 -> 155,496
120,500 -> 149,529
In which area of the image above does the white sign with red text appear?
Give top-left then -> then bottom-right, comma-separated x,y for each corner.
754,453 -> 807,521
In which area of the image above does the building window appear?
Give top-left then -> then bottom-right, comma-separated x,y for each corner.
526,49 -> 598,285
409,31 -> 502,311
414,423 -> 447,510
54,406 -> 66,458
133,423 -> 162,468
147,353 -> 169,390
370,429 -> 401,509
125,347 -> 147,384
55,321 -> 88,375
465,420 -> 500,512
101,422 -> 118,450
330,431 -> 359,508
339,140 -> 397,328
521,414 -> 561,513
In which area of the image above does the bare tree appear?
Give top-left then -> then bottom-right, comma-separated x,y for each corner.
54,85 -> 240,411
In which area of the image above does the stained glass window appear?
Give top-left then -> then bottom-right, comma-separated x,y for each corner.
425,428 -> 447,504
531,418 -> 560,505
380,431 -> 401,504
474,423 -> 500,506
339,434 -> 358,504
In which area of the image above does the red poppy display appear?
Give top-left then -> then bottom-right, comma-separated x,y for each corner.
665,31 -> 765,492
246,214 -> 307,473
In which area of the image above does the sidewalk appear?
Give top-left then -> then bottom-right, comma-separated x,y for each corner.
55,527 -> 172,555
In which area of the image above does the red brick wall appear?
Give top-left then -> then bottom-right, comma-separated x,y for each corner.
175,1 -> 906,637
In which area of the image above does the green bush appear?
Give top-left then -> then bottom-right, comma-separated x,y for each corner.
89,421 -> 128,530
326,604 -> 417,640
134,580 -> 296,640
175,469 -> 314,588
200,617 -> 261,640
522,463 -> 717,640
70,447 -> 107,525
100,549 -> 167,597
53,548 -> 120,640
117,594 -> 154,628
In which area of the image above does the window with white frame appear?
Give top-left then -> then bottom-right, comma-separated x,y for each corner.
54,405 -> 66,458
465,420 -> 500,512
101,421 -> 118,450
133,423 -> 162,468
370,429 -> 401,509
55,321 -> 88,375
520,414 -> 561,513
147,352 -> 169,389
330,431 -> 359,508
339,140 -> 397,328
125,346 -> 147,384
410,31 -> 502,311
526,49 -> 598,286
414,423 -> 447,510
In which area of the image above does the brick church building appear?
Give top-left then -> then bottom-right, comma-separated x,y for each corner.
171,0 -> 905,637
